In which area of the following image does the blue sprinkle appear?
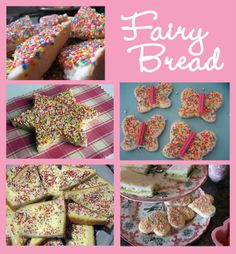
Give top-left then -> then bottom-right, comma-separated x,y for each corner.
22,64 -> 28,70
36,52 -> 41,59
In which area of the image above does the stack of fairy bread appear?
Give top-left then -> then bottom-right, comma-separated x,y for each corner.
6,7 -> 105,80
6,165 -> 113,246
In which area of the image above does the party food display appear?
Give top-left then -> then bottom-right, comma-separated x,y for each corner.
11,89 -> 99,153
6,7 -> 105,80
58,39 -> 105,80
6,165 -> 114,246
121,114 -> 166,151
179,88 -> 224,122
134,83 -> 173,113
71,7 -> 105,39
120,165 -> 207,202
162,121 -> 216,160
8,22 -> 72,80
121,179 -> 216,246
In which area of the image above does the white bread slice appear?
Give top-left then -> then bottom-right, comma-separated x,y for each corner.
71,174 -> 110,191
166,206 -> 186,229
120,169 -> 159,197
6,205 -> 26,245
7,166 -> 47,210
38,165 -> 63,196
8,21 -> 72,80
14,196 -> 66,238
188,194 -> 216,218
6,165 -> 25,180
66,225 -> 95,246
66,185 -> 113,218
38,165 -> 96,195
60,165 -> 96,190
175,206 -> 195,221
58,39 -> 105,80
7,15 -> 34,54
139,211 -> 170,236
67,202 -> 109,225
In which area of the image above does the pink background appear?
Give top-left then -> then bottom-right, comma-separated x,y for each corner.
1,0 -> 236,253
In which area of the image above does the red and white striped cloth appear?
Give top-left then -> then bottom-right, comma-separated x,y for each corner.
7,85 -> 113,158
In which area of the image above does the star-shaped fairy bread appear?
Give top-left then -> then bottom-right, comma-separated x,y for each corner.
12,89 -> 99,152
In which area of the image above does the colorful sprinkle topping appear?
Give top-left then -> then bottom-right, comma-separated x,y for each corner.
72,7 -> 105,39
162,120 -> 216,160
121,115 -> 166,151
12,22 -> 69,70
13,89 -> 98,151
135,83 -> 173,113
58,39 -> 104,70
178,88 -> 223,122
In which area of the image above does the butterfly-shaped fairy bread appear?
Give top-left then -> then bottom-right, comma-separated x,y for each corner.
121,114 -> 166,152
178,88 -> 223,122
134,83 -> 173,113
162,121 -> 216,160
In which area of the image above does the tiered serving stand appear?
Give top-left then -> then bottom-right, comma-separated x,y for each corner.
120,166 -> 209,246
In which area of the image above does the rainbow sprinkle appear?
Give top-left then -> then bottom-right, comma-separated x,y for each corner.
58,39 -> 104,70
72,7 -> 105,39
13,89 -> 98,151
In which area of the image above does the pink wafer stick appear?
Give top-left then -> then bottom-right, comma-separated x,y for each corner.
136,122 -> 146,146
150,86 -> 156,105
198,93 -> 205,115
179,130 -> 196,157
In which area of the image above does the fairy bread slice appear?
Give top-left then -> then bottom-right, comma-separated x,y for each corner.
7,165 -> 47,210
13,196 -> 66,238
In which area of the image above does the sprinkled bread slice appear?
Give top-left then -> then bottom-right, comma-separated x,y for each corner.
60,165 -> 96,190
175,206 -> 195,221
71,174 -> 111,191
6,165 -> 25,180
6,15 -> 34,54
71,7 -> 105,39
38,165 -> 96,195
139,211 -> 171,236
57,39 -> 105,80
67,202 -> 109,225
67,185 -> 113,218
188,194 -> 216,218
166,206 -> 186,229
38,165 -> 62,196
66,225 -> 95,246
8,21 -> 72,80
6,205 -> 26,246
14,197 -> 66,238
7,166 -> 47,210
165,194 -> 193,206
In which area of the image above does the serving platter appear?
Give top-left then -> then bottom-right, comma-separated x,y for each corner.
120,165 -> 208,202
121,188 -> 210,246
